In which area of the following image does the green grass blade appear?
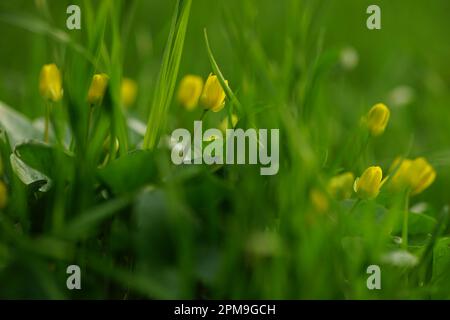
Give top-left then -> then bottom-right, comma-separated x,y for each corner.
0,12 -> 95,65
203,28 -> 242,114
143,0 -> 192,150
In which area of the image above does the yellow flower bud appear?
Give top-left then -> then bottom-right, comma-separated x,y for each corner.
200,73 -> 228,112
388,157 -> 436,195
0,181 -> 8,209
354,166 -> 384,199
366,103 -> 390,136
39,63 -> 63,102
219,114 -> 239,132
177,75 -> 203,110
310,188 -> 329,213
408,157 -> 436,195
328,172 -> 355,200
388,157 -> 413,191
121,78 -> 138,108
87,73 -> 109,105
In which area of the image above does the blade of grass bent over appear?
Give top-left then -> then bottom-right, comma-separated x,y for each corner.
203,28 -> 242,114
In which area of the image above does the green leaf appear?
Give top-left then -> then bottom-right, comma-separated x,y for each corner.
0,12 -> 95,64
0,101 -> 41,147
14,141 -> 74,181
98,150 -> 159,194
65,196 -> 133,239
392,212 -> 437,236
431,237 -> 450,298
10,153 -> 51,192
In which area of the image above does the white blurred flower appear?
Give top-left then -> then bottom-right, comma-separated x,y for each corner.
340,46 -> 359,70
382,250 -> 418,268
410,202 -> 428,214
388,85 -> 415,107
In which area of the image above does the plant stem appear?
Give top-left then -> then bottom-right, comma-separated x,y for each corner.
200,109 -> 208,121
349,198 -> 361,214
86,105 -> 94,144
402,189 -> 411,250
44,101 -> 51,143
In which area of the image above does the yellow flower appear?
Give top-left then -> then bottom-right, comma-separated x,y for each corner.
328,172 -> 355,200
219,114 -> 239,132
0,181 -> 8,209
310,188 -> 329,213
121,78 -> 138,108
88,73 -> 109,105
177,75 -> 203,110
354,166 -> 384,199
366,103 -> 390,136
39,63 -> 63,102
388,157 -> 436,195
409,158 -> 436,195
200,73 -> 228,112
388,157 -> 413,191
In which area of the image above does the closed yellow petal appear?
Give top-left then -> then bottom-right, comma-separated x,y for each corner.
409,158 -> 436,195
355,166 -> 383,199
200,74 -> 227,112
39,63 -> 63,102
88,73 -> 109,105
177,75 -> 203,110
366,103 -> 390,136
121,78 -> 138,108
328,172 -> 355,200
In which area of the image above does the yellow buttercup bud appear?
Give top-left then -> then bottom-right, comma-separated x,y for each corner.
366,103 -> 390,136
121,78 -> 138,108
200,73 -> 228,112
388,157 -> 413,191
87,73 -> 109,105
408,158 -> 436,195
388,157 -> 436,195
177,75 -> 203,110
310,188 -> 329,213
328,172 -> 355,200
219,114 -> 239,132
354,166 -> 384,199
0,181 -> 8,209
39,63 -> 63,102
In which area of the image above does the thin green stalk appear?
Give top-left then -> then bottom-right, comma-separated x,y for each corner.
200,109 -> 208,121
402,189 -> 411,250
204,28 -> 242,113
86,104 -> 94,144
44,100 -> 51,143
349,198 -> 361,214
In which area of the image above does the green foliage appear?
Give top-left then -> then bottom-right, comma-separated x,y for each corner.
0,0 -> 449,299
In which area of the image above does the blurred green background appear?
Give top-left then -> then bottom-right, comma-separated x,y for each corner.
0,0 -> 449,299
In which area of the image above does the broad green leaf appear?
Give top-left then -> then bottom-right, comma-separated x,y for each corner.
0,101 -> 42,147
432,237 -> 450,280
98,150 -> 159,194
14,141 -> 74,181
392,212 -> 437,236
10,153 -> 51,192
